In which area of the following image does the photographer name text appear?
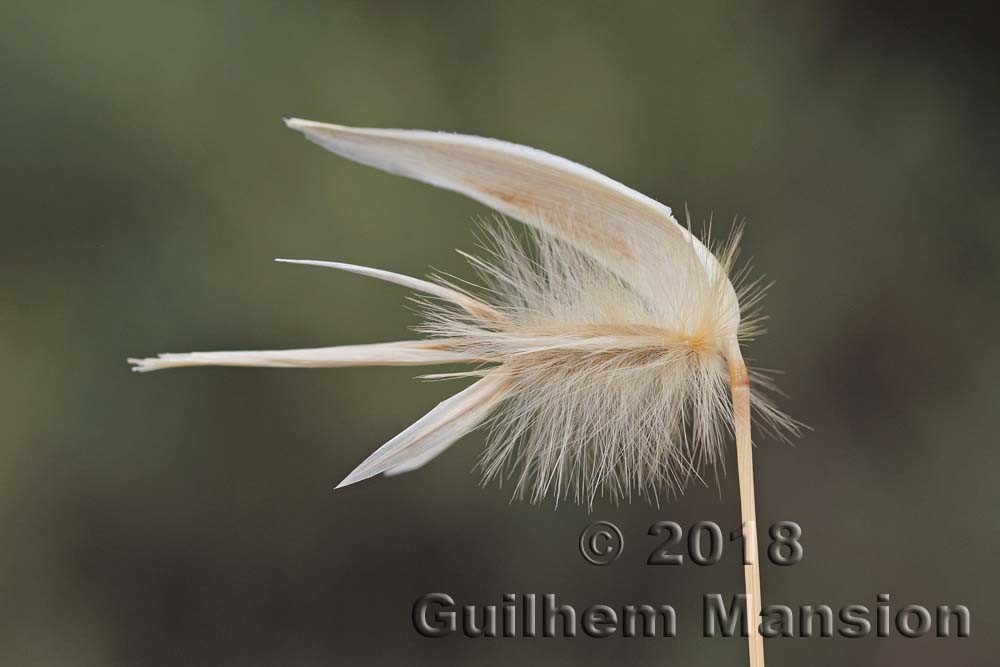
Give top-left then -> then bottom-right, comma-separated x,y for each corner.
412,593 -> 970,639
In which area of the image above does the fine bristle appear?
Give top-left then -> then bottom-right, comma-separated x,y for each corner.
411,219 -> 798,505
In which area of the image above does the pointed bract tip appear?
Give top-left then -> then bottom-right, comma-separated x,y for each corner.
284,117 -> 321,136
274,258 -> 341,269
335,475 -> 360,490
284,117 -> 345,134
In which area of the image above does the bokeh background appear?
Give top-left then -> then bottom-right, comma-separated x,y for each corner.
2,1 -> 998,665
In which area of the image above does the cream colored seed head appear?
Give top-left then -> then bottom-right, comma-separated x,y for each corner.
129,119 -> 798,504
129,118 -> 802,667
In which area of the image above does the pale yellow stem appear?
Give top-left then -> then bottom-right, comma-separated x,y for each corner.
729,351 -> 764,667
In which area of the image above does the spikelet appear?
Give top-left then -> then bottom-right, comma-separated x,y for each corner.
129,121 -> 798,501
129,120 -> 801,667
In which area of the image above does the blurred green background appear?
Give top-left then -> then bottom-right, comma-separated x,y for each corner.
2,1 -> 997,665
